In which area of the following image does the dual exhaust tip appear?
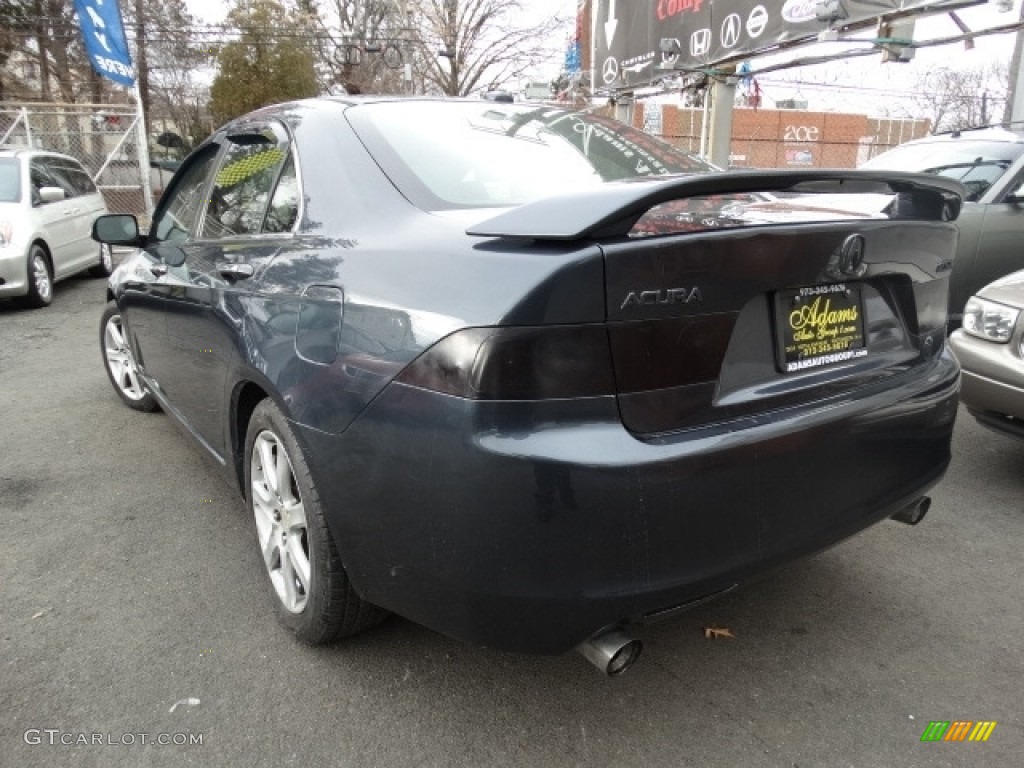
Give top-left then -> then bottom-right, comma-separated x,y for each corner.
577,496 -> 932,675
576,628 -> 643,676
891,496 -> 931,526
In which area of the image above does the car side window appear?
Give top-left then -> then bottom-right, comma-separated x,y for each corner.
61,161 -> 98,196
263,154 -> 299,233
40,158 -> 81,199
29,160 -> 62,205
152,147 -> 220,243
1002,171 -> 1024,202
0,159 -> 20,202
202,139 -> 289,238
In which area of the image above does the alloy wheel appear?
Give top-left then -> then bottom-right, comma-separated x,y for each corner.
31,254 -> 51,303
103,313 -> 146,400
250,430 -> 310,614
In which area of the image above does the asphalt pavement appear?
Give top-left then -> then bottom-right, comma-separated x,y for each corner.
1,270 -> 1021,767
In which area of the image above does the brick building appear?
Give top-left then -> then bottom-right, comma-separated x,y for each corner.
633,103 -> 931,169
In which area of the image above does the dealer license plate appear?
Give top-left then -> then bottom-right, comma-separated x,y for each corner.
775,283 -> 867,373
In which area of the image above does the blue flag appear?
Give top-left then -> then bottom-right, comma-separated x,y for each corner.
74,0 -> 135,86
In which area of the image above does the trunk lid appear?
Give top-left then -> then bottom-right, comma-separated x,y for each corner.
468,170 -> 963,436
605,189 -> 958,435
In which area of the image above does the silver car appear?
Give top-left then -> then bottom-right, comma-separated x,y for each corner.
949,271 -> 1024,439
0,147 -> 112,308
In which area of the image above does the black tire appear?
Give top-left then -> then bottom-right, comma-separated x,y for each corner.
245,398 -> 387,644
99,304 -> 158,412
23,245 -> 53,308
89,243 -> 114,278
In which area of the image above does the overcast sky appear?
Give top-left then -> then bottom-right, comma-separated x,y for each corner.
753,1 -> 1021,113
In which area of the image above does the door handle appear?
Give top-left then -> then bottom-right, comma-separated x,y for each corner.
149,263 -> 168,277
216,262 -> 254,281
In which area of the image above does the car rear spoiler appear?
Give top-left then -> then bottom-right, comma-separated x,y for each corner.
466,170 -> 965,242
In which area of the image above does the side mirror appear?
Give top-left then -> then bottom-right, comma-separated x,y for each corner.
38,186 -> 65,203
1007,182 -> 1024,204
93,214 -> 143,246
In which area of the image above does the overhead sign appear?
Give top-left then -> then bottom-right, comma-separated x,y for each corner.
74,0 -> 135,87
594,0 -> 938,90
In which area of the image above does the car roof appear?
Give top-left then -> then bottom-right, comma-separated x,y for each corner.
903,126 -> 1024,146
0,145 -> 88,163
219,95 -> 557,126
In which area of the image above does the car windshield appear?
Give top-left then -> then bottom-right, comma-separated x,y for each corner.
0,158 -> 21,202
861,138 -> 1024,202
347,101 -> 717,210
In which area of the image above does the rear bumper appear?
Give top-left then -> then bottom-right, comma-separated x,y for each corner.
295,350 -> 959,655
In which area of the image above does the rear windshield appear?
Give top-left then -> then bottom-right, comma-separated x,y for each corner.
0,158 -> 21,202
861,139 -> 1024,202
347,102 -> 717,210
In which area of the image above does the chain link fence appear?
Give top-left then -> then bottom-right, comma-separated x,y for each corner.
0,103 -> 152,217
634,103 -> 931,168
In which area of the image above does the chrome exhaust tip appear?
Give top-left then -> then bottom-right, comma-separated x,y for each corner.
576,628 -> 643,676
891,496 -> 931,526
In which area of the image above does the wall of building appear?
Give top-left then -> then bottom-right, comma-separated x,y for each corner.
633,103 -> 931,168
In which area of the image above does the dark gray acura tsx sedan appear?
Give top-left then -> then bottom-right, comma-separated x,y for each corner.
93,98 -> 963,674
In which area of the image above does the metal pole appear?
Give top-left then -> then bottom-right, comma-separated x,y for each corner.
402,0 -> 413,94
708,67 -> 737,168
590,0 -> 597,110
23,107 -> 34,147
700,92 -> 711,159
133,85 -> 154,217
1004,2 -> 1024,126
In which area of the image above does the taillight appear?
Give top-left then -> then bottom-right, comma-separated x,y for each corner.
396,325 -> 615,399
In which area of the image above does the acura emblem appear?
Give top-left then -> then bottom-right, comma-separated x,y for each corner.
721,14 -> 741,48
839,234 -> 866,276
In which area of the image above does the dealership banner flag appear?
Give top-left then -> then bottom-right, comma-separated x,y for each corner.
74,0 -> 135,86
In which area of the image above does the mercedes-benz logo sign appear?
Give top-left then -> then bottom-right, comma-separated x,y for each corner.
839,234 -> 867,276
602,57 -> 619,85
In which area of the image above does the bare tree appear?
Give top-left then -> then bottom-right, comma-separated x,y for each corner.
301,1 -> 410,94
0,1 -> 33,100
121,0 -> 207,136
148,66 -> 212,153
909,65 -> 1008,134
15,0 -> 95,103
411,0 -> 567,97
303,0 -> 568,96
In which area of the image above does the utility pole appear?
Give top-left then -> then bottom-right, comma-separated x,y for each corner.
1003,2 -> 1024,126
402,0 -> 413,93
133,0 -> 150,134
708,66 -> 737,168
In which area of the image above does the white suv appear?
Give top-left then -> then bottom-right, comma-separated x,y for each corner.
0,147 -> 112,308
